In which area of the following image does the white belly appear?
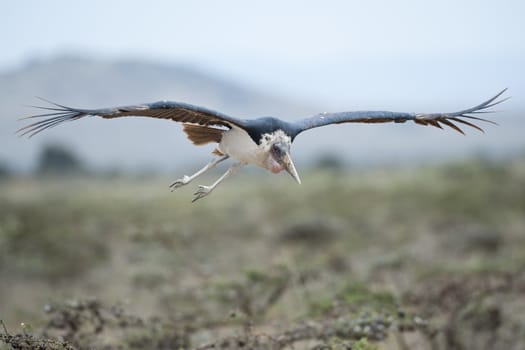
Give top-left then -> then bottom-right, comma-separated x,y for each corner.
219,127 -> 266,167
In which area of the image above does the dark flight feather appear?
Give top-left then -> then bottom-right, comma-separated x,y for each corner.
17,100 -> 246,138
290,89 -> 508,137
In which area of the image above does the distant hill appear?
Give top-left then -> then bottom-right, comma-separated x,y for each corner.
1,55 -> 523,174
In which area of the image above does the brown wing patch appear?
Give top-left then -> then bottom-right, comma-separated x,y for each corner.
182,123 -> 224,145
212,148 -> 225,156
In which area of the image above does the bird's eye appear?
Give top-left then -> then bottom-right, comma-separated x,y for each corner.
265,135 -> 271,141
271,144 -> 284,156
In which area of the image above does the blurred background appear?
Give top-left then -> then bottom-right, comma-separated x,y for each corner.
1,1 -> 524,349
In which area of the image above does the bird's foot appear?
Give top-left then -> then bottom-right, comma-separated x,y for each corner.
192,185 -> 213,202
169,175 -> 191,191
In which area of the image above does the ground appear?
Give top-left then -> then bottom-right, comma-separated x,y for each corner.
1,157 -> 524,349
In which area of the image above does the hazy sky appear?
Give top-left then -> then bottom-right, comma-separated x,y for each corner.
3,0 -> 524,106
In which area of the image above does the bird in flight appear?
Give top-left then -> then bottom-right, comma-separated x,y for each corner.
18,89 -> 508,202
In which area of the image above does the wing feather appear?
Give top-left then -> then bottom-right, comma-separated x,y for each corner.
291,89 -> 508,137
17,100 -> 246,138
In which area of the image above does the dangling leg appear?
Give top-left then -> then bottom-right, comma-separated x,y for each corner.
170,155 -> 229,191
192,162 -> 243,202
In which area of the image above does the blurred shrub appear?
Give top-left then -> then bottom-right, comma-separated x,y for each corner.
313,152 -> 345,171
36,144 -> 85,175
278,219 -> 340,245
0,161 -> 10,179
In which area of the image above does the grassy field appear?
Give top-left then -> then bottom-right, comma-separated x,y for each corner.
1,157 -> 525,349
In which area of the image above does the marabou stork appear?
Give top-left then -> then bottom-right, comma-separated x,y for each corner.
18,89 -> 508,202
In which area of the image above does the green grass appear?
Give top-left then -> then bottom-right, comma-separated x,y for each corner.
1,157 -> 524,349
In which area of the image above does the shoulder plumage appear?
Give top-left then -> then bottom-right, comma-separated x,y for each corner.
243,117 -> 296,144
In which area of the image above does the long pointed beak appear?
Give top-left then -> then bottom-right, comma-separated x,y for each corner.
282,152 -> 301,184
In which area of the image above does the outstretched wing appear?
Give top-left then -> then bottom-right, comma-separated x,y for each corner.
291,89 -> 508,137
17,99 -> 247,137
